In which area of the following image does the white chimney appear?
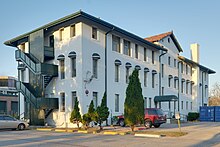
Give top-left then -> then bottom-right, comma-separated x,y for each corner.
190,43 -> 200,63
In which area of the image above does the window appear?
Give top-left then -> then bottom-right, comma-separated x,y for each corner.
60,92 -> 65,112
191,102 -> 193,110
174,59 -> 176,67
70,24 -> 76,37
204,73 -> 207,81
144,48 -> 147,61
144,71 -> 148,87
123,40 -> 131,56
174,79 -> 177,89
181,62 -> 184,73
161,64 -> 164,78
135,44 -> 138,59
152,51 -> 155,64
71,57 -> 76,77
186,82 -> 189,94
72,91 -> 77,109
168,77 -> 172,87
168,56 -> 171,66
115,94 -> 119,112
181,101 -> 183,109
93,92 -> 98,109
191,66 -> 193,76
60,59 -> 65,79
152,73 -> 155,88
186,65 -> 188,75
59,28 -> 64,41
186,101 -> 188,110
168,38 -> 170,43
126,67 -> 130,84
115,65 -> 119,82
149,98 -> 152,108
20,43 -> 25,52
181,81 -> 184,93
169,101 -> 171,110
162,87 -> 164,95
92,27 -> 97,39
112,35 -> 120,53
144,97 -> 147,108
93,59 -> 98,78
191,83 -> 193,95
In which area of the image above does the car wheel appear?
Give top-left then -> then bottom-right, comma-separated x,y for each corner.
154,124 -> 160,128
18,124 -> 25,130
144,120 -> 152,128
119,119 -> 125,127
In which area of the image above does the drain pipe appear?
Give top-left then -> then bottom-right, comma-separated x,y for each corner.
159,50 -> 167,96
105,27 -> 114,125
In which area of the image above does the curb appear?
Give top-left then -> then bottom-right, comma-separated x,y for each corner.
36,128 -> 53,131
54,129 -> 67,132
103,132 -> 119,135
134,133 -> 162,138
78,130 -> 89,134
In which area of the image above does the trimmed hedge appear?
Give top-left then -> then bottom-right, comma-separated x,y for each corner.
187,112 -> 200,121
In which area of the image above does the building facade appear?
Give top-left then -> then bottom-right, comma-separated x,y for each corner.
4,11 -> 215,127
0,76 -> 18,116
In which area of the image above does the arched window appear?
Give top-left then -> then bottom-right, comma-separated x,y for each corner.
115,59 -> 122,82
125,62 -> 132,84
57,54 -> 65,79
92,53 -> 100,78
68,51 -> 76,77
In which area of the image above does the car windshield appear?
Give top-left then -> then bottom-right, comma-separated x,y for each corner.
147,109 -> 164,115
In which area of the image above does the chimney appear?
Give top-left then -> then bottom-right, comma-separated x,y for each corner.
190,43 -> 200,63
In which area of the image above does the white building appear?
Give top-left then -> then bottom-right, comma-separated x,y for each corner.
4,11 -> 215,127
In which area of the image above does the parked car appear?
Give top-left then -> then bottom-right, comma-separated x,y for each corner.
0,115 -> 29,130
116,108 -> 166,128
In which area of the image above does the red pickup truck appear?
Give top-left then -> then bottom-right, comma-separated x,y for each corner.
117,108 -> 166,128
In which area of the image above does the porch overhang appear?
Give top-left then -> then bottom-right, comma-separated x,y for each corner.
154,95 -> 178,102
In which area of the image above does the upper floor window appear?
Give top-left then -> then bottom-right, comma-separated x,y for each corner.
123,40 -> 131,56
168,75 -> 173,87
162,87 -> 164,95
152,51 -> 155,64
68,51 -> 76,77
181,79 -> 185,93
135,44 -> 138,59
190,66 -> 193,76
125,62 -> 132,84
144,69 -> 148,87
149,98 -> 152,108
144,97 -> 147,108
92,27 -> 97,39
59,28 -> 64,41
144,48 -> 147,61
115,60 -> 121,82
174,59 -> 176,67
186,65 -> 188,75
57,54 -> 65,79
186,101 -> 188,110
70,24 -> 76,37
162,64 -> 164,78
181,62 -> 184,73
168,38 -> 170,43
112,35 -> 120,53
168,56 -> 171,66
20,43 -> 25,52
92,53 -> 100,79
186,81 -> 189,94
152,70 -> 157,88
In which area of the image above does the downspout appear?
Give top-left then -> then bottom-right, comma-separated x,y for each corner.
158,50 -> 167,109
159,50 -> 167,96
177,61 -> 182,112
201,71 -> 204,106
105,27 -> 114,125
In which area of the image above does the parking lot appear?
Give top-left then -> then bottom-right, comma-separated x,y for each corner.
0,122 -> 220,147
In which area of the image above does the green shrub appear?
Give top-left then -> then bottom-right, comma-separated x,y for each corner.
187,112 -> 199,121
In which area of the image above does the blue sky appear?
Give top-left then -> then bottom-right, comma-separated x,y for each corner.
0,0 -> 219,87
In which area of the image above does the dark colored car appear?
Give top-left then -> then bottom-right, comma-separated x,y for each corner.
116,108 -> 166,128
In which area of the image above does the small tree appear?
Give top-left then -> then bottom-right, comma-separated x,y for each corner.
95,92 -> 109,130
70,97 -> 82,128
124,69 -> 144,131
82,100 -> 96,129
